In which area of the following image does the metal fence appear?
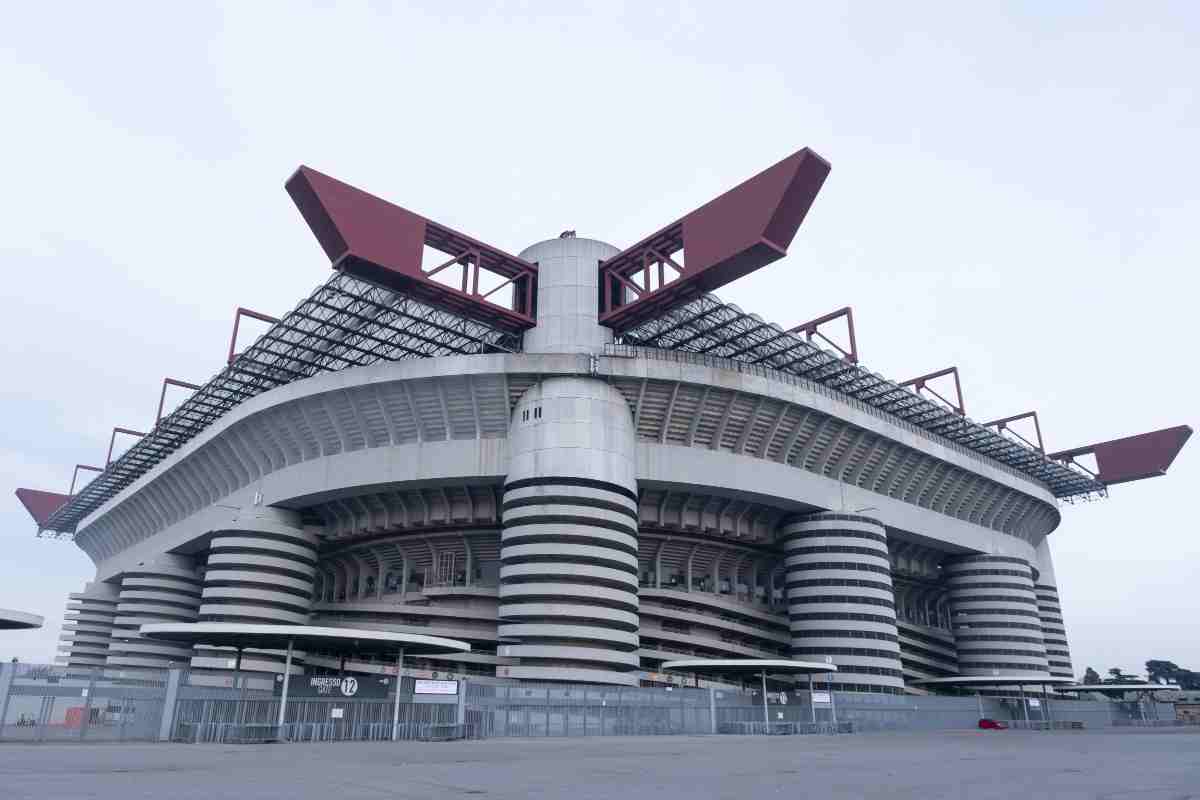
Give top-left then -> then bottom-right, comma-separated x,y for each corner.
0,662 -> 169,743
0,663 -> 1183,745
172,697 -> 462,743
466,683 -> 714,737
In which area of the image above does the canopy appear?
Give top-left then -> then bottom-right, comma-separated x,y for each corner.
661,658 -> 836,676
910,676 -> 1076,688
139,622 -> 470,656
0,608 -> 44,631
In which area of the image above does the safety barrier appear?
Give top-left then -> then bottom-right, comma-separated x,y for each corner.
1008,720 -> 1085,731
717,721 -> 855,736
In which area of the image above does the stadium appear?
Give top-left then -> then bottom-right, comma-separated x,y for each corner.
15,146 -> 1192,698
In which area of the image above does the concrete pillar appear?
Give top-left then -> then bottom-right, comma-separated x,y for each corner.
157,668 -> 183,741
498,236 -> 638,686
945,554 -> 1050,678
780,513 -> 904,693
192,507 -> 317,686
1033,538 -> 1075,679
499,377 -> 640,686
58,581 -> 120,668
106,554 -> 201,673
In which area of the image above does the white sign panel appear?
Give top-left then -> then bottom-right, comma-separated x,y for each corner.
812,691 -> 832,705
414,679 -> 459,695
1028,698 -> 1041,709
330,708 -> 344,719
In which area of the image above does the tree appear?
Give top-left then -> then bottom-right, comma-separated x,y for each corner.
1146,659 -> 1200,690
1105,667 -> 1143,684
1083,667 -> 1101,685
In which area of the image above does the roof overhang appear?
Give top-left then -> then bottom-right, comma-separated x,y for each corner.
0,608 -> 45,630
661,658 -> 837,676
14,488 -> 69,527
910,676 -> 1077,687
599,148 -> 830,332
1049,425 -> 1193,485
287,166 -> 537,333
140,622 -> 470,656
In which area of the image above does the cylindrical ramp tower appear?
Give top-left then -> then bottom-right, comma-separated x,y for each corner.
58,581 -> 119,668
499,377 -> 641,685
1032,538 -> 1074,679
191,507 -> 317,686
199,507 -> 318,625
106,554 -> 201,671
781,513 -> 904,693
945,554 -> 1050,678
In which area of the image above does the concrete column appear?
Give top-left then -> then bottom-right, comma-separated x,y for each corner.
1033,538 -> 1075,679
106,554 -> 201,673
945,554 -> 1050,678
157,668 -> 183,741
499,377 -> 640,686
780,513 -> 904,694
192,507 -> 317,686
58,581 -> 120,668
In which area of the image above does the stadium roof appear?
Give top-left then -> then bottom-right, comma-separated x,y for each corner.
32,271 -> 520,537
20,149 -> 1190,538
617,294 -> 1112,500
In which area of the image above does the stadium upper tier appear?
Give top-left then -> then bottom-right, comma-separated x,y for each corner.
20,146 -> 1190,540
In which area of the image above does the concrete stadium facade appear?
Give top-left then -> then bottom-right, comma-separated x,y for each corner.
48,233 -> 1083,694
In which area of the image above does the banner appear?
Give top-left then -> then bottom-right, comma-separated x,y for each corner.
274,675 -> 393,699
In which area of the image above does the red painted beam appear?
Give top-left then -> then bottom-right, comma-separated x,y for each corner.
286,166 -> 537,334
599,147 -> 831,332
983,411 -> 1044,453
1049,425 -> 1193,486
789,306 -> 858,363
228,308 -> 279,365
106,427 -> 146,467
156,377 -> 202,425
15,488 -> 71,527
900,367 -> 966,417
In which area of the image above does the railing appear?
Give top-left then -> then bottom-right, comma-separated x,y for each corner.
1008,720 -> 1085,731
1112,719 -> 1200,728
174,720 -> 480,744
717,721 -> 855,736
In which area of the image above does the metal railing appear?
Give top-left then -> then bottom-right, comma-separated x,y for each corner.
1008,720 -> 1085,731
717,721 -> 854,736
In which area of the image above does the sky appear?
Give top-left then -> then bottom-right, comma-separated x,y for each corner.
1,2 -> 1196,677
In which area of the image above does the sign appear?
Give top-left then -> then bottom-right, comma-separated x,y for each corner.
275,675 -> 392,699
330,708 -> 344,719
1028,698 -> 1041,709
812,691 -> 832,705
414,679 -> 459,696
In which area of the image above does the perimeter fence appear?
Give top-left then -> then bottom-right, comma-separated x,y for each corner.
0,662 -> 1181,745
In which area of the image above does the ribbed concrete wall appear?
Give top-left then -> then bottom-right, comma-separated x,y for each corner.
945,555 -> 1050,677
499,377 -> 640,685
198,508 -> 317,626
1035,583 -> 1074,678
106,555 -> 201,671
781,513 -> 905,693
58,582 -> 119,668
188,508 -> 317,685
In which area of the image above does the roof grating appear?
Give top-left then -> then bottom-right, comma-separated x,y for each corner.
38,272 -> 521,537
615,293 -> 1106,501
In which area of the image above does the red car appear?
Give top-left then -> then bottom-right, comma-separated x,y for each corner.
978,718 -> 1009,730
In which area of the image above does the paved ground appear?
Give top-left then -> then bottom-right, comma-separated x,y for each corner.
1,729 -> 1198,799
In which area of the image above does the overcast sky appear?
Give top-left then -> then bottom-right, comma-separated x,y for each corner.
1,2 -> 1196,677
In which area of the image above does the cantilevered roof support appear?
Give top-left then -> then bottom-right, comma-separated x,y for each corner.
598,148 -> 830,333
